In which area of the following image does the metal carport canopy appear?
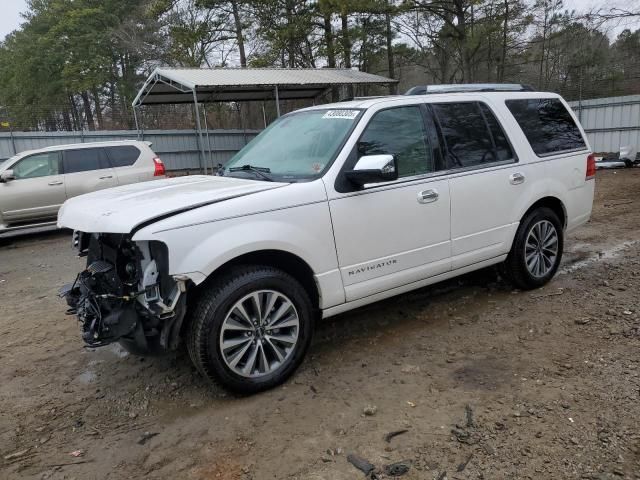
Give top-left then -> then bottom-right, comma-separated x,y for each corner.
132,67 -> 398,106
132,68 -> 397,175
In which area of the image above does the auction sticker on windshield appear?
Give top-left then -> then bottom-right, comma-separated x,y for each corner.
323,110 -> 359,120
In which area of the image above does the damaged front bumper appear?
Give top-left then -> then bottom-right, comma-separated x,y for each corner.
60,232 -> 188,354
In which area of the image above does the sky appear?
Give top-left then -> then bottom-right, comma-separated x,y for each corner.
0,0 -> 639,43
0,0 -> 28,41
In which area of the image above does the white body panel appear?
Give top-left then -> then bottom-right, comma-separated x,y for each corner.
131,180 -> 345,309
57,91 -> 595,318
58,175 -> 284,234
328,178 -> 451,301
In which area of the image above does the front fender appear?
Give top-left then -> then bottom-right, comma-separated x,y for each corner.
133,201 -> 342,301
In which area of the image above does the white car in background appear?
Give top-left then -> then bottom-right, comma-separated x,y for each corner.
58,85 -> 595,394
0,140 -> 166,236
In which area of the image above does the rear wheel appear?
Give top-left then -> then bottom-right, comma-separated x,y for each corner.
186,266 -> 314,394
502,207 -> 563,290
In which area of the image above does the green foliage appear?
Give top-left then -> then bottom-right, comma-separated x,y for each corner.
1,0 -> 639,130
0,0 -> 163,130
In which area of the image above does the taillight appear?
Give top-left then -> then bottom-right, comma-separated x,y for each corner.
153,157 -> 165,177
586,153 -> 596,180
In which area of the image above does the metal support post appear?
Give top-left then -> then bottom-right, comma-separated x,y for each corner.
202,103 -> 214,173
133,105 -> 143,141
193,89 -> 207,175
274,85 -> 281,118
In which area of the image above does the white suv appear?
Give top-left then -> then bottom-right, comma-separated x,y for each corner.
58,86 -> 595,393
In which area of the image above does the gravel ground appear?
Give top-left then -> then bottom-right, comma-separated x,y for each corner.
1,169 -> 640,480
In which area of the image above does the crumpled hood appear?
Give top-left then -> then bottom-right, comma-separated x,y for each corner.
57,175 -> 285,234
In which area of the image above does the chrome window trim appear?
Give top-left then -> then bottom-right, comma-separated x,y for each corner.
532,147 -> 590,159
331,159 -> 518,199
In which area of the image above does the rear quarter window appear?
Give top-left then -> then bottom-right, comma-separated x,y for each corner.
106,146 -> 141,167
505,98 -> 586,156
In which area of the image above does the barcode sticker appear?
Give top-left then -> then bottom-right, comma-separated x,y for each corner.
323,110 -> 359,120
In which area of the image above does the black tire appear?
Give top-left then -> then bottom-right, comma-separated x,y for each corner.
186,265 -> 314,394
502,207 -> 564,290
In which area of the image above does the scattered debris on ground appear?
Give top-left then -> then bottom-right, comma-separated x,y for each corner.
383,429 -> 408,443
347,453 -> 375,476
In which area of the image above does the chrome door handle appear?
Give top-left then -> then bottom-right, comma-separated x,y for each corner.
418,189 -> 439,204
48,181 -> 63,186
510,172 -> 525,185
99,175 -> 113,180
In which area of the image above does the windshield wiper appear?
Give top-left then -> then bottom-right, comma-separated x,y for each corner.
227,164 -> 274,182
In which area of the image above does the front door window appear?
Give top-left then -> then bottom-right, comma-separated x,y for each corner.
13,152 -> 61,179
358,106 -> 434,178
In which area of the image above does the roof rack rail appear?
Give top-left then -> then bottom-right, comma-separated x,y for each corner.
340,95 -> 392,102
405,83 -> 535,95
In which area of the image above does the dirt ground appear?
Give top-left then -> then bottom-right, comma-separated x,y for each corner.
1,169 -> 640,480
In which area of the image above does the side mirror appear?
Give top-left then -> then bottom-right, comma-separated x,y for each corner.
345,154 -> 398,188
0,170 -> 15,183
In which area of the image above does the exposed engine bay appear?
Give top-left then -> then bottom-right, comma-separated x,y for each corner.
60,232 -> 187,354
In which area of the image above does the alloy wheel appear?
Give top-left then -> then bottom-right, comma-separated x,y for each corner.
219,290 -> 300,378
524,220 -> 559,278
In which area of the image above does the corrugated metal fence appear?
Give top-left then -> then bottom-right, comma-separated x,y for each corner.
569,95 -> 640,154
0,129 -> 260,171
5,96 -> 637,162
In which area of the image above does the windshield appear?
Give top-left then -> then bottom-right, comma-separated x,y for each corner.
223,108 -> 361,181
0,155 -> 17,169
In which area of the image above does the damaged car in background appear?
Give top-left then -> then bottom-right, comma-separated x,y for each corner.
59,86 -> 595,394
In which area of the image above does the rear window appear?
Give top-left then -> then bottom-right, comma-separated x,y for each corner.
505,98 -> 586,156
479,103 -> 513,162
106,145 -> 140,167
63,148 -> 110,174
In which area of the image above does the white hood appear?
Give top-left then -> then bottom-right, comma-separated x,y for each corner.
57,175 -> 285,234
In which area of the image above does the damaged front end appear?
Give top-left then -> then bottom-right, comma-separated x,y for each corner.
60,232 -> 188,354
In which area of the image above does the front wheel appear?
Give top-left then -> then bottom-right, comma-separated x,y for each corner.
186,266 -> 314,394
502,207 -> 564,290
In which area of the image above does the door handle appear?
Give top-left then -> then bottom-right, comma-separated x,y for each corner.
509,172 -> 525,185
48,181 -> 63,186
417,189 -> 439,204
99,175 -> 113,180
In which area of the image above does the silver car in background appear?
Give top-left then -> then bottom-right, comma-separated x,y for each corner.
0,140 -> 166,236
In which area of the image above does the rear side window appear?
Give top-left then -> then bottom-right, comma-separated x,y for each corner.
505,98 -> 586,156
63,148 -> 110,174
479,103 -> 513,161
431,102 -> 514,169
106,146 -> 141,167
